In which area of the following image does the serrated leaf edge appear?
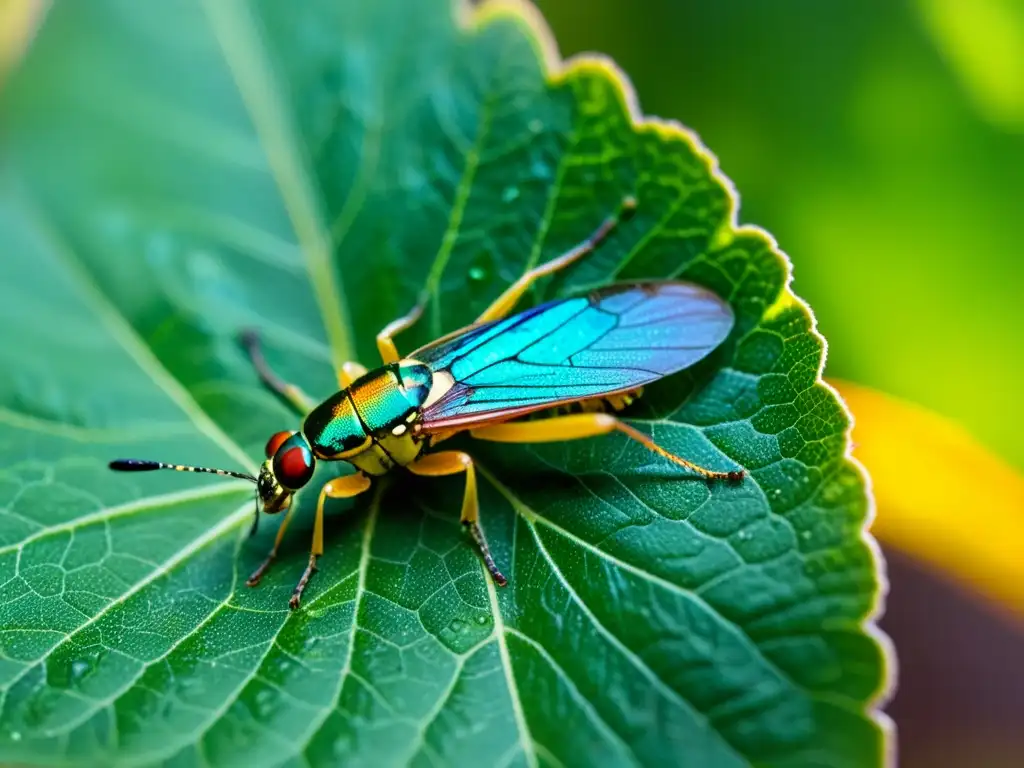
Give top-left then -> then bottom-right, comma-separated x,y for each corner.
464,1 -> 897,763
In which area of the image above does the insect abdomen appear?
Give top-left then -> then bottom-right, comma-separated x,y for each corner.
553,387 -> 645,415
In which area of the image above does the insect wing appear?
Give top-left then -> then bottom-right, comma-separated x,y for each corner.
411,281 -> 734,430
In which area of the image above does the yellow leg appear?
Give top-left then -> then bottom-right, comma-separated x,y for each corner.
377,292 -> 429,364
338,361 -> 368,388
246,498 -> 301,587
241,329 -> 318,414
470,413 -> 744,482
475,196 -> 637,325
408,451 -> 507,586
289,472 -> 373,610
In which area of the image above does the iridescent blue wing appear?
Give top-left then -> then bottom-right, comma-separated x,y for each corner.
410,281 -> 734,431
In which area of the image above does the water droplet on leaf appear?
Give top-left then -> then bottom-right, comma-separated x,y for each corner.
468,251 -> 493,283
254,688 -> 275,718
531,160 -> 552,180
501,185 -> 520,203
333,734 -> 353,757
70,659 -> 90,682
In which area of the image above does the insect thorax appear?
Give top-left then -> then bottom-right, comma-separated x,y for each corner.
302,360 -> 435,476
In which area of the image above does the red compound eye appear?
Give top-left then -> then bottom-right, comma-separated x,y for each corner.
274,440 -> 315,490
265,431 -> 294,458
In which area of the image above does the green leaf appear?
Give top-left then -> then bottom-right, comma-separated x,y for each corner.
0,1 -> 892,766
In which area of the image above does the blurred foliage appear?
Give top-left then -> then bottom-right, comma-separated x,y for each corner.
0,0 -> 40,83
836,379 -> 1024,618
535,0 -> 1024,469
917,0 -> 1024,130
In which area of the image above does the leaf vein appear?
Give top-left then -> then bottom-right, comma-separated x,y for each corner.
0,498 -> 252,712
20,197 -> 257,473
504,626 -> 641,768
518,512 -> 747,765
485,559 -> 537,768
202,0 -> 356,366
298,488 -> 381,758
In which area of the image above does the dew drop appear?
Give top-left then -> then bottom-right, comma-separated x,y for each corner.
448,618 -> 467,633
10,731 -> 21,742
70,659 -> 90,682
303,636 -> 319,651
475,615 -> 490,626
528,118 -> 543,134
501,185 -> 520,203
531,159 -> 552,180
275,657 -> 291,674
333,733 -> 353,758
254,688 -> 275,718
468,251 -> 492,283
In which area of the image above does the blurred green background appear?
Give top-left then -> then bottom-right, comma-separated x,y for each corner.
533,0 -> 1024,766
535,0 -> 1024,471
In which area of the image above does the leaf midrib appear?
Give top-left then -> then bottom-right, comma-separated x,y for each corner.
19,194 -> 257,474
202,0 -> 356,368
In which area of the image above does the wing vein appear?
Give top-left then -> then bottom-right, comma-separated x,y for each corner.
417,284 -> 734,428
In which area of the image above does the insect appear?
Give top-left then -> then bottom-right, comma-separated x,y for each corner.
110,197 -> 743,609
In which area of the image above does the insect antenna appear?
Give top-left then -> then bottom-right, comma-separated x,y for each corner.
108,458 -> 257,483
110,459 -> 264,535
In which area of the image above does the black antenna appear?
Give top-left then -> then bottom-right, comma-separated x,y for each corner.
109,459 -> 257,484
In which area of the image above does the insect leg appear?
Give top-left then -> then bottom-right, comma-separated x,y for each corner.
289,472 -> 373,610
241,329 -> 317,415
470,413 -> 744,482
475,196 -> 637,325
245,499 -> 300,587
408,451 -> 507,586
377,291 -> 429,364
338,361 -> 368,388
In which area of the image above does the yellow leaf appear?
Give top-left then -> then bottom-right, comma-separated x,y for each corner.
833,379 -> 1024,618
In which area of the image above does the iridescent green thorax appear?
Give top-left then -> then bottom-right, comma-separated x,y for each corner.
302,361 -> 433,467
303,391 -> 368,459
349,361 -> 432,432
